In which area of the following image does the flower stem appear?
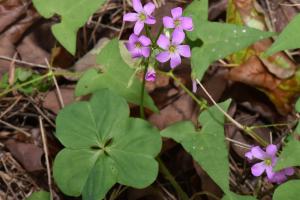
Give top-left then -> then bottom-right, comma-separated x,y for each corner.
139,58 -> 149,119
157,157 -> 190,200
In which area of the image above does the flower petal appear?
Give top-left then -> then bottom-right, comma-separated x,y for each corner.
156,51 -> 170,63
251,162 -> 266,177
143,2 -> 155,15
132,0 -> 143,12
123,13 -> 138,22
171,7 -> 182,18
177,45 -> 191,58
125,42 -> 135,52
268,172 -> 287,184
129,34 -> 139,43
141,47 -> 150,57
251,146 -> 267,160
172,29 -> 185,45
163,16 -> 175,28
157,34 -> 170,50
145,68 -> 156,82
266,166 -> 275,179
266,144 -> 277,157
145,16 -> 156,24
284,167 -> 295,176
181,17 -> 193,31
139,35 -> 151,46
131,49 -> 142,58
170,53 -> 181,68
245,151 -> 254,160
134,21 -> 144,35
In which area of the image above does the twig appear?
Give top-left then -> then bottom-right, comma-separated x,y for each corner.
38,116 -> 53,200
195,79 -> 268,147
0,55 -> 48,69
0,96 -> 22,119
118,0 -> 126,39
0,119 -> 31,137
45,59 -> 65,108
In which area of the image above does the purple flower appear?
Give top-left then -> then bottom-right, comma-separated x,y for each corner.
268,168 -> 294,184
145,68 -> 156,82
246,144 -> 278,179
123,0 -> 156,35
126,34 -> 151,58
156,33 -> 191,68
163,7 -> 193,39
245,144 -> 295,184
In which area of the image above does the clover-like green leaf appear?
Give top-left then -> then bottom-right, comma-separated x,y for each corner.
27,191 -> 50,200
275,138 -> 300,171
32,0 -> 106,54
265,13 -> 300,56
54,89 -> 162,200
75,39 -> 158,113
273,180 -> 300,200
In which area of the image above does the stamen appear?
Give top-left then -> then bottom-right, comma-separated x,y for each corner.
169,45 -> 177,53
139,13 -> 146,21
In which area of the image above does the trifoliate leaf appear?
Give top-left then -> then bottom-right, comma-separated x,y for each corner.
32,0 -> 106,54
265,13 -> 300,56
273,180 -> 300,200
75,39 -> 158,113
54,89 -> 162,200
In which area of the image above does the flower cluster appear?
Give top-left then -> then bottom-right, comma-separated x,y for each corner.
123,0 -> 193,81
245,144 -> 294,184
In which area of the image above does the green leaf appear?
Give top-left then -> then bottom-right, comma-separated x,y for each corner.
75,39 -> 158,113
273,180 -> 300,200
184,0 -> 208,41
16,68 -> 32,82
27,191 -> 50,200
191,22 -> 273,79
222,192 -> 256,200
32,0 -> 106,54
275,138 -> 300,171
295,98 -> 300,113
265,13 -> 300,56
161,100 -> 231,192
54,89 -> 162,200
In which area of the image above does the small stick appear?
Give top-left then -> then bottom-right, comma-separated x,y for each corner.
0,96 -> 22,119
0,55 -> 48,69
39,116 -> 53,200
0,119 -> 31,137
45,59 -> 65,108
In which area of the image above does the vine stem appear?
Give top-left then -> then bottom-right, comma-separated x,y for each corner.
157,157 -> 190,200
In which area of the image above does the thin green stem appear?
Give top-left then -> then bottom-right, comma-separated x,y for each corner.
165,71 -> 207,110
140,58 -> 149,119
0,71 -> 53,98
157,157 -> 189,200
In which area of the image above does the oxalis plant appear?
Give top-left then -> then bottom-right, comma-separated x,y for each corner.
23,0 -> 300,199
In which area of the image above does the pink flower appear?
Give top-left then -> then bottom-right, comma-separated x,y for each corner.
268,168 -> 294,184
156,33 -> 191,68
125,34 -> 151,58
245,144 -> 294,184
123,0 -> 156,35
163,7 -> 193,40
145,68 -> 156,82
